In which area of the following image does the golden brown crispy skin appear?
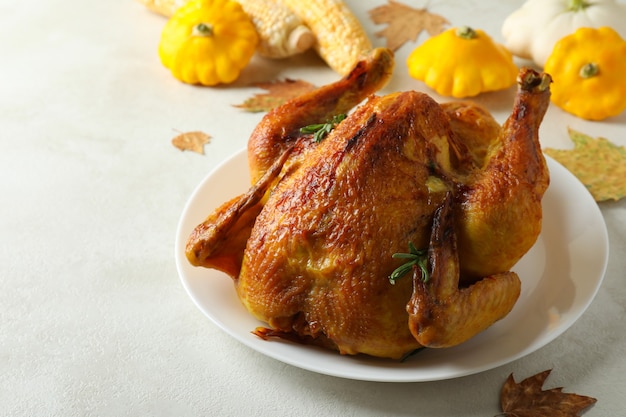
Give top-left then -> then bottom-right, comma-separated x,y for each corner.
185,49 -> 552,359
185,147 -> 293,277
441,101 -> 501,169
187,47 -> 395,277
247,47 -> 395,184
454,69 -> 551,281
239,91 -> 460,358
407,193 -> 521,348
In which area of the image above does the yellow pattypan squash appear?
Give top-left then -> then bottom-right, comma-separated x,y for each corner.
407,26 -> 518,98
158,0 -> 259,86
544,26 -> 626,121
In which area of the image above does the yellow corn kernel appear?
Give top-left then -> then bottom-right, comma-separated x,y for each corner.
279,0 -> 372,75
137,0 -> 314,58
236,0 -> 314,58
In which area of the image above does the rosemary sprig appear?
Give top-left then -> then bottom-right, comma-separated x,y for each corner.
389,242 -> 429,285
300,113 -> 347,142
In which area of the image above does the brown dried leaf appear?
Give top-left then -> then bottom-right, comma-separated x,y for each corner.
369,0 -> 449,51
501,370 -> 597,417
171,131 -> 211,154
234,78 -> 317,113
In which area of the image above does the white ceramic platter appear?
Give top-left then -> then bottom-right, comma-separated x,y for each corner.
175,149 -> 608,382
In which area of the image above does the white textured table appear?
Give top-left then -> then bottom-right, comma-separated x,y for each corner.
1,0 -> 624,415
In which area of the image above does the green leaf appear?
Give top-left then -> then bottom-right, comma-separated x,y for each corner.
300,114 -> 347,142
389,242 -> 429,284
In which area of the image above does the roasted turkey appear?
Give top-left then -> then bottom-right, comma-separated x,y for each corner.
185,48 -> 551,359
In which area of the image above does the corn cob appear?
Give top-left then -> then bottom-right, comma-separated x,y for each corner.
278,0 -> 373,75
236,0 -> 314,58
137,0 -> 187,17
137,0 -> 315,58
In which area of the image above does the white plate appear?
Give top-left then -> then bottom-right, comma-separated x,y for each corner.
174,149 -> 608,382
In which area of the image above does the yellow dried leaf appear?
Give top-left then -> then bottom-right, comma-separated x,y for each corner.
369,0 -> 449,51
544,128 -> 626,202
172,131 -> 211,154
234,78 -> 317,113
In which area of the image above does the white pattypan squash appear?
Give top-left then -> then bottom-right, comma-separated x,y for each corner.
501,0 -> 626,67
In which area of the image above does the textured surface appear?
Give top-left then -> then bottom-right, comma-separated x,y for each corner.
1,0 -> 625,415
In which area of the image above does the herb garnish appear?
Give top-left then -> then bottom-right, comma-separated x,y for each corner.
389,242 -> 429,284
300,113 -> 347,142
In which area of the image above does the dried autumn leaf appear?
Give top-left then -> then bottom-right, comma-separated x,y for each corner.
501,369 -> 597,417
172,131 -> 211,154
369,0 -> 450,51
234,78 -> 317,113
544,128 -> 626,202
